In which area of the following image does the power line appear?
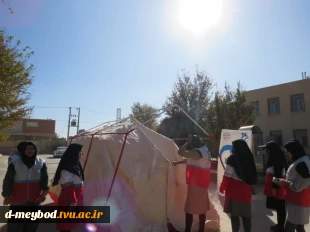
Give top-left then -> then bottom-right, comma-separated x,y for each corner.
54,120 -> 101,124
33,106 -> 116,117
33,106 -> 73,109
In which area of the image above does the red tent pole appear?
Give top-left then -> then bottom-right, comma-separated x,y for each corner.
106,129 -> 135,203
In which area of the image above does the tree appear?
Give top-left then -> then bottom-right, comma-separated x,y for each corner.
202,81 -> 256,145
0,30 -> 34,141
50,133 -> 67,150
157,68 -> 214,143
130,102 -> 158,130
1,0 -> 14,14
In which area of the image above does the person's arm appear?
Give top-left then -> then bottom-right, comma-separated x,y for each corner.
177,134 -> 202,160
172,159 -> 187,166
60,171 -> 78,205
40,163 -> 49,196
277,175 -> 308,192
288,175 -> 309,192
219,162 -> 234,193
2,163 -> 16,198
178,149 -> 202,160
175,159 -> 187,164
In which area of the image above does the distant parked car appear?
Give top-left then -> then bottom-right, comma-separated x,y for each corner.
53,146 -> 67,158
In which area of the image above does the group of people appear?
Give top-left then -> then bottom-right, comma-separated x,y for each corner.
1,141 -> 85,232
261,140 -> 310,232
1,135 -> 309,232
172,134 -> 310,232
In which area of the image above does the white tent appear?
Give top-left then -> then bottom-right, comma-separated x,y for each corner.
73,119 -> 191,231
49,106 -> 222,232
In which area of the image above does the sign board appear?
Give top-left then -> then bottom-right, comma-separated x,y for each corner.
217,129 -> 253,194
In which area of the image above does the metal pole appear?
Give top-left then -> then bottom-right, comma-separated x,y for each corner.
67,107 -> 71,141
77,107 -> 80,134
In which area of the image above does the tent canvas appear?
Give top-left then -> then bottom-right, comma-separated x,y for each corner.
49,119 -> 221,231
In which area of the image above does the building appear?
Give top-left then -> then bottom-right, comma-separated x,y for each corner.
245,78 -> 310,154
0,119 -> 56,154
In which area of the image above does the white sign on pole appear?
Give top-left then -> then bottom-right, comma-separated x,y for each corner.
217,129 -> 253,194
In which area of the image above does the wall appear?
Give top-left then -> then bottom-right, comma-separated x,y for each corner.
0,119 -> 56,154
245,78 -> 310,153
22,119 -> 55,136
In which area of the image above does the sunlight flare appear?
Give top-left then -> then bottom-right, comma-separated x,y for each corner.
178,0 -> 223,35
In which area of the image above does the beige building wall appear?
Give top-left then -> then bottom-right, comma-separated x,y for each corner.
245,78 -> 310,154
0,119 -> 56,154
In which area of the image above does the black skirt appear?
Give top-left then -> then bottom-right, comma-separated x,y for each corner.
266,196 -> 285,210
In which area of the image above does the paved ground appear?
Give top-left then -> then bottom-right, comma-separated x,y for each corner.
0,154 -> 308,232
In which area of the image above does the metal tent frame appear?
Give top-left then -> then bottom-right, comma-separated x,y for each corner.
69,104 -> 224,202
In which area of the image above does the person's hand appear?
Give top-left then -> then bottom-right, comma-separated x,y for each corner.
188,134 -> 193,143
219,186 -> 225,194
171,161 -> 177,166
37,190 -> 48,203
37,194 -> 46,203
3,196 -> 11,206
271,188 -> 276,196
277,179 -> 287,187
70,202 -> 77,207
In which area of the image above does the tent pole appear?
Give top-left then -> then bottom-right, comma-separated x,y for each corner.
106,129 -> 135,203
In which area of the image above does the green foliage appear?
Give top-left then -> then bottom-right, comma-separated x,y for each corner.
130,102 -> 158,130
50,133 -> 67,150
0,30 -> 34,141
202,81 -> 256,145
157,69 -> 256,154
1,0 -> 14,14
158,68 -> 213,145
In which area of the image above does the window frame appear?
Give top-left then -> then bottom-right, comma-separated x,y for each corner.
269,130 -> 283,146
268,97 -> 280,115
290,94 -> 305,112
253,100 -> 260,116
293,129 -> 308,147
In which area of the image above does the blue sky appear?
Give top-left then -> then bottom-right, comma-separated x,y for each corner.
1,0 -> 310,138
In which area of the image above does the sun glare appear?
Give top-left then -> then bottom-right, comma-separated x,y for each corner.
178,0 -> 223,35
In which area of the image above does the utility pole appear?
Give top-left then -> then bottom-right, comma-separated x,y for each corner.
77,107 -> 80,134
67,107 -> 81,141
67,107 -> 72,142
117,108 -> 121,121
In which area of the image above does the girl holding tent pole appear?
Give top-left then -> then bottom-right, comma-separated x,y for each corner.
172,134 -> 212,232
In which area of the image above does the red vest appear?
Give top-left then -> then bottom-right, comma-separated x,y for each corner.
186,146 -> 211,188
285,156 -> 310,207
286,187 -> 310,207
263,167 -> 286,200
219,164 -> 253,203
10,157 -> 44,205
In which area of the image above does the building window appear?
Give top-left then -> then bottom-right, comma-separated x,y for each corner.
26,121 -> 38,127
293,129 -> 308,146
270,131 -> 283,145
253,101 -> 260,116
268,98 -> 280,115
291,94 -> 305,112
